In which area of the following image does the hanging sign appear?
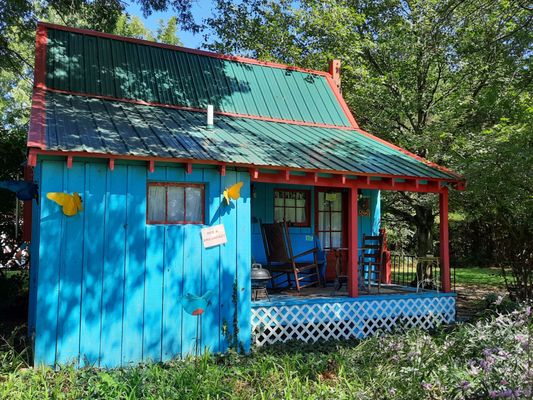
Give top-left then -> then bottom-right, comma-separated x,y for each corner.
358,197 -> 370,217
201,224 -> 227,248
325,192 -> 337,202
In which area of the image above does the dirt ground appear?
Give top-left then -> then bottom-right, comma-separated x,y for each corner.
454,283 -> 506,321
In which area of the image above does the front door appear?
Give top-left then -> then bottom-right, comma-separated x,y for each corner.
315,189 -> 348,281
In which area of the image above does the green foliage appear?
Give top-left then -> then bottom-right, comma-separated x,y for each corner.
0,308 -> 531,399
157,16 -> 182,46
204,0 -> 532,259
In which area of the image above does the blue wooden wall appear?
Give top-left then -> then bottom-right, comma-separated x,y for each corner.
30,159 -> 251,367
251,183 -> 380,264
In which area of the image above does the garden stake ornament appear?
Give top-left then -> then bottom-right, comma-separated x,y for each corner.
181,291 -> 213,356
46,192 -> 83,216
223,181 -> 243,205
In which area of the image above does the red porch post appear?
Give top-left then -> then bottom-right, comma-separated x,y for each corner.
348,186 -> 359,297
439,188 -> 451,292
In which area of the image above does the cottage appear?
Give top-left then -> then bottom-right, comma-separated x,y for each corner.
26,23 -> 464,367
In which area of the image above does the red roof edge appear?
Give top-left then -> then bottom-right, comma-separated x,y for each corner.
38,22 -> 332,78
325,74 -> 359,129
28,148 -> 463,187
27,25 -> 47,149
355,128 -> 464,180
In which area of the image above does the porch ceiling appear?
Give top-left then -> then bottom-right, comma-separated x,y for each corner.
33,91 -> 462,182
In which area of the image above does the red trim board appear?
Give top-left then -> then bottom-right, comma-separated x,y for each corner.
28,148 -> 459,188
27,25 -> 47,148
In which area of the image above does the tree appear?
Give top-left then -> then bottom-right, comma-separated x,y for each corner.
157,16 -> 183,46
204,0 -> 532,256
0,0 -> 189,250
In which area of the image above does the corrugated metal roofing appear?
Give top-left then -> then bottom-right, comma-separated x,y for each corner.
45,27 -> 351,127
43,92 -> 457,180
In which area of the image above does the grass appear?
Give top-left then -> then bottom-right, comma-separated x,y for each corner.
454,267 -> 506,287
391,266 -> 507,288
0,307 -> 531,399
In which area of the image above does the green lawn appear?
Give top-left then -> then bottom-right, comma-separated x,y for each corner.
454,267 -> 506,287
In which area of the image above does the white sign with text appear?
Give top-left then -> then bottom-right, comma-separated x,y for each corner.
201,224 -> 228,248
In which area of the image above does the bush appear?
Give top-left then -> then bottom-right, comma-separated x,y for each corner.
0,307 -> 531,399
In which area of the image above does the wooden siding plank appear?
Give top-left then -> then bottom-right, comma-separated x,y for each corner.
79,163 -> 106,366
236,172 -> 251,351
56,162 -> 85,365
34,161 -> 64,366
27,164 -> 42,336
142,166 -> 165,362
181,169 -> 204,356
162,166 -> 185,361
200,168 -> 221,354
121,165 -> 146,365
143,224 -> 164,363
219,171 -> 237,352
99,165 -> 127,368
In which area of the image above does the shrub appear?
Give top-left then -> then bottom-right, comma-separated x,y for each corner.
0,307 -> 531,399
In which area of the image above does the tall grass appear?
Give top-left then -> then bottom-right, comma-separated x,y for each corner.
1,307 -> 531,399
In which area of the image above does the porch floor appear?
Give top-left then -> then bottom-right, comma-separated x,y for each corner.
254,283 -> 434,303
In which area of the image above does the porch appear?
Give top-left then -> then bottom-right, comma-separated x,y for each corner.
251,290 -> 456,346
249,176 -> 456,346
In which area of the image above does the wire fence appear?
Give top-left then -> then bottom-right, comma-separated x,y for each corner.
390,252 -> 456,291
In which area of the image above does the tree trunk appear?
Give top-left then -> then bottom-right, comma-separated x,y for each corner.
412,205 -> 435,286
414,205 -> 434,256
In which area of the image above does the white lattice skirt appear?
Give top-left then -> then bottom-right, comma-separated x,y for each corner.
251,293 -> 456,346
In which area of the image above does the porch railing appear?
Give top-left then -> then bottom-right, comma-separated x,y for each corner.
389,252 -> 456,292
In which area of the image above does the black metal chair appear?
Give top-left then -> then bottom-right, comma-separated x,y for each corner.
260,221 -> 322,292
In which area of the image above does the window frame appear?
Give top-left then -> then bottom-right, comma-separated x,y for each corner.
146,182 -> 205,225
273,188 -> 311,227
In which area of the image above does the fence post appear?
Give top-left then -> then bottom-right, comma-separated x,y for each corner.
348,186 -> 359,297
439,188 -> 451,292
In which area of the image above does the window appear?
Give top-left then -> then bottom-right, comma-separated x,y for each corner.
273,189 -> 310,227
147,183 -> 204,224
317,191 -> 344,248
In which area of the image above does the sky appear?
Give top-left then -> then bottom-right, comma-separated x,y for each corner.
125,1 -> 215,49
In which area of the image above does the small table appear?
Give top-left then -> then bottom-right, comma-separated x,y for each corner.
416,256 -> 440,292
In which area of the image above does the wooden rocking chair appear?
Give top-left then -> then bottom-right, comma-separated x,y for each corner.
260,221 -> 322,292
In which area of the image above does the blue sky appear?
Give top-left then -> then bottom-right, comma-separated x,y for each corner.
125,1 -> 215,48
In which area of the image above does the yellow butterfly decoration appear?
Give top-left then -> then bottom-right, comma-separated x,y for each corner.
46,192 -> 83,216
223,181 -> 243,205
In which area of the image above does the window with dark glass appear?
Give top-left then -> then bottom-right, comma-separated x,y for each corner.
273,189 -> 310,227
147,183 -> 204,224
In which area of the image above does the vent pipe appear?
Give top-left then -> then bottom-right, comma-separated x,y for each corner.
207,104 -> 214,128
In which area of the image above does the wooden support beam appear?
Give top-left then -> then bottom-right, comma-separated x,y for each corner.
439,188 -> 451,292
219,165 -> 226,176
186,162 -> 193,174
66,156 -> 73,169
348,186 -> 359,297
285,169 -> 290,181
108,158 -> 115,171
250,168 -> 259,179
148,160 -> 155,173
341,174 -> 346,184
313,172 -> 319,183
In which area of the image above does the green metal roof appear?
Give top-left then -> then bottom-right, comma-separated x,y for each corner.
41,92 -> 458,180
45,27 -> 351,127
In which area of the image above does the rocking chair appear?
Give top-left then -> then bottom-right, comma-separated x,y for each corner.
260,221 -> 322,292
